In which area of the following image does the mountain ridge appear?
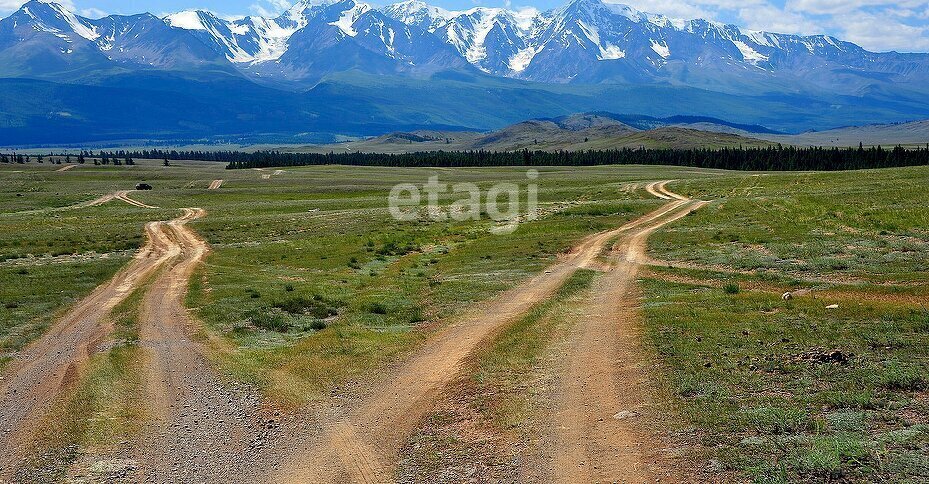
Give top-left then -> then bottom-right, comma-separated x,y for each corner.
1,0 -> 929,144
4,0 -> 929,89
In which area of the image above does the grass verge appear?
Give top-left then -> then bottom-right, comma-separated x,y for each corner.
16,284 -> 147,482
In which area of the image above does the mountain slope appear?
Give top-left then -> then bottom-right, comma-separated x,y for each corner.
5,0 -> 927,95
0,0 -> 928,144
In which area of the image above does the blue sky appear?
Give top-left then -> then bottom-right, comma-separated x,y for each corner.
3,0 -> 928,52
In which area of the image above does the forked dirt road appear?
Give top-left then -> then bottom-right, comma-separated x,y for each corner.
645,180 -> 688,201
83,190 -> 157,209
550,187 -> 707,483
0,209 -> 202,479
275,182 -> 702,483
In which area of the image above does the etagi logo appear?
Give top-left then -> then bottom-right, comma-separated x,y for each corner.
389,170 -> 540,235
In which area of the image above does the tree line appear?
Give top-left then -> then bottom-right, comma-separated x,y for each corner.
5,145 -> 929,171
138,145 -> 929,171
0,151 -> 135,165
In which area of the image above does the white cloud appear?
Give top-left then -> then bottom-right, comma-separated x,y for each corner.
79,7 -> 107,18
738,3 -> 825,35
832,10 -> 929,52
603,0 -> 929,52
250,0 -> 291,17
786,0 -> 928,15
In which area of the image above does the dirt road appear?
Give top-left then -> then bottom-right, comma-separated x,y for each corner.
114,190 -> 158,209
645,180 -> 688,201
0,210 -> 201,479
549,190 -> 707,483
130,208 -> 272,483
82,190 -> 156,209
55,165 -> 76,172
275,182 -> 700,482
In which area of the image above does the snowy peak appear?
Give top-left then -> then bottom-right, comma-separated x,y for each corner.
328,1 -> 371,37
162,0 -> 375,63
12,0 -> 100,42
381,0 -> 454,31
0,0 -> 926,95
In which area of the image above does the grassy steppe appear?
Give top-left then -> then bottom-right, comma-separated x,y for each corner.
180,165 -> 687,404
644,168 -> 929,482
2,160 -> 928,482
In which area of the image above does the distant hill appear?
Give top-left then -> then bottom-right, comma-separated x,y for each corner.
758,120 -> 929,147
300,113 -> 774,153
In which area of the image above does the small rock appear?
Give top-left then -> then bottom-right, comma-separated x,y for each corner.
826,304 -> 839,310
612,410 -> 638,420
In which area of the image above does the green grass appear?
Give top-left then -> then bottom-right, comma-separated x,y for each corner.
640,167 -> 929,482
7,159 -> 929,483
181,165 -> 676,405
641,272 -> 929,482
651,167 -> 929,284
0,258 -> 129,355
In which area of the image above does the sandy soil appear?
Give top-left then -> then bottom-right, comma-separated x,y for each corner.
114,191 -> 158,209
82,190 -> 156,209
208,180 -> 224,190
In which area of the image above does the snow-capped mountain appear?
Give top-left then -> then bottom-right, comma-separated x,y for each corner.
381,0 -> 929,92
0,0 -> 224,77
1,0 -> 928,94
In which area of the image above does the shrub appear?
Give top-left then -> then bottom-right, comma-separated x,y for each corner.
724,282 -> 741,295
878,362 -> 927,391
369,302 -> 388,315
272,295 -> 340,319
408,308 -> 425,324
244,307 -> 291,332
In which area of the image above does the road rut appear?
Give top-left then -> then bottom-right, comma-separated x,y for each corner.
275,182 -> 698,483
0,209 -> 201,479
549,186 -> 706,483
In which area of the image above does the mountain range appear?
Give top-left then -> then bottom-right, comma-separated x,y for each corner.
1,0 -> 928,145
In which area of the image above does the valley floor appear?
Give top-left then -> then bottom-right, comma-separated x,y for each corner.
0,160 -> 926,482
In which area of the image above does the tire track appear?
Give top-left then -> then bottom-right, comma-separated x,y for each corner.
549,187 -> 707,483
114,190 -> 159,209
0,210 -> 199,479
131,209 -> 271,483
275,182 -> 694,483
